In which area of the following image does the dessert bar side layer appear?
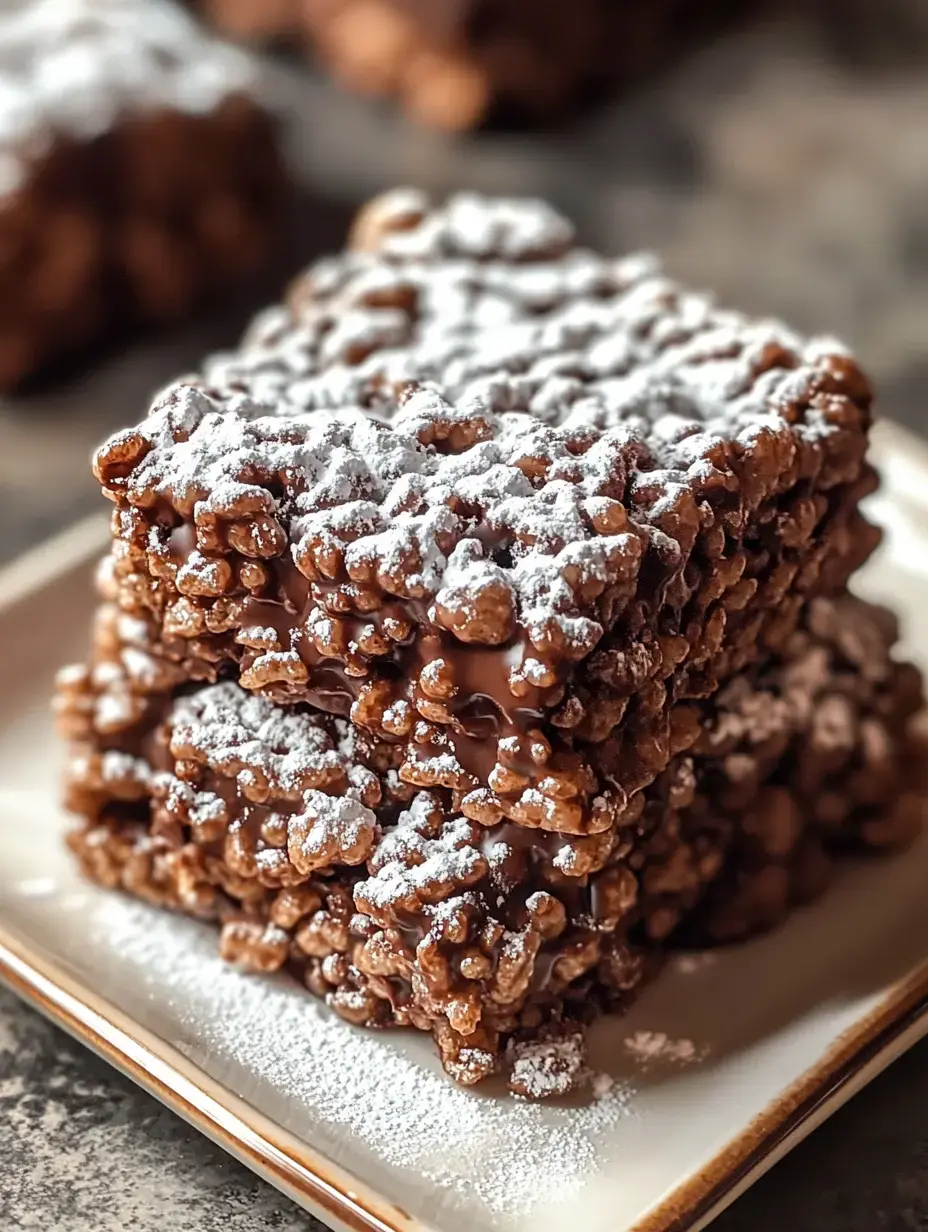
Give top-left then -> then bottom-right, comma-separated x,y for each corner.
96,192 -> 879,815
58,593 -> 926,1092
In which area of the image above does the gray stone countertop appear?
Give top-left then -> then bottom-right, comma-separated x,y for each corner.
1,8 -> 928,1230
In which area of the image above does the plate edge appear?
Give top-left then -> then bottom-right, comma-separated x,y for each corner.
0,514 -> 110,613
630,959 -> 928,1232
0,925 -> 435,1232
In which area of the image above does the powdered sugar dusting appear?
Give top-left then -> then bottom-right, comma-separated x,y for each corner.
170,683 -> 347,794
358,800 -> 486,913
623,1030 -> 706,1069
91,896 -> 637,1222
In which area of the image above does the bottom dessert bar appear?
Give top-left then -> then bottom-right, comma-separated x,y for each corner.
57,594 -> 925,1097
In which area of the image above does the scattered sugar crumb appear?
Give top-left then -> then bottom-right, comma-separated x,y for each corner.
15,876 -> 57,898
673,952 -> 718,975
507,1029 -> 587,1100
592,1072 -> 615,1100
59,892 -> 91,912
623,1030 -> 706,1069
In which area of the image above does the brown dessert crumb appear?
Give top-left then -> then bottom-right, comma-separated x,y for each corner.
198,0 -> 757,130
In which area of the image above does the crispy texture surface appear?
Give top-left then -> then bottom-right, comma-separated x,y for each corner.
58,593 -> 926,1092
96,192 -> 879,827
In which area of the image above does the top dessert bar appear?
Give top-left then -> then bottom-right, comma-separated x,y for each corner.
95,190 -> 880,833
0,0 -> 284,387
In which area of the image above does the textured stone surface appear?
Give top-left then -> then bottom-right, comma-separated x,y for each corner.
0,989 -> 311,1231
1,6 -> 927,1229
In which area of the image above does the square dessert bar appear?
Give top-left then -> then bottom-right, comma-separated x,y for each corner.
96,191 -> 880,843
198,0 -> 754,130
57,592 -> 926,1092
0,0 -> 285,389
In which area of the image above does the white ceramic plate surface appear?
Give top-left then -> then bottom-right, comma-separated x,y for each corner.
0,421 -> 927,1232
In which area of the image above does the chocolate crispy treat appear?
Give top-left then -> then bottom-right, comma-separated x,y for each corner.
198,0 -> 753,130
57,593 -> 926,1091
0,0 -> 284,389
95,192 -> 880,840
636,595 -> 926,945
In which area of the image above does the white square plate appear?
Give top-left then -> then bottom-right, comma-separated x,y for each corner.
0,421 -> 926,1232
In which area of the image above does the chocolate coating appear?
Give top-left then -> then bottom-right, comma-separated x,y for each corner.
58,592 -> 927,1091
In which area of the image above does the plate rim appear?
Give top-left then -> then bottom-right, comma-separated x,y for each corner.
2,911 -> 926,1232
2,419 -> 928,1232
630,962 -> 928,1232
0,925 -> 430,1232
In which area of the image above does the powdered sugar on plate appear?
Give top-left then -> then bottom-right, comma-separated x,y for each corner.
91,896 -> 636,1224
623,1031 -> 707,1069
672,951 -> 719,976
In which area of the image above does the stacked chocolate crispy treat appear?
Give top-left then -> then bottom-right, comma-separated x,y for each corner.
57,192 -> 926,1096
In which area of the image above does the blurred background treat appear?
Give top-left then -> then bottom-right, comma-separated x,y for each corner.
814,0 -> 928,63
197,0 -> 763,131
0,0 -> 286,391
0,0 -> 925,559
193,0 -> 928,132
